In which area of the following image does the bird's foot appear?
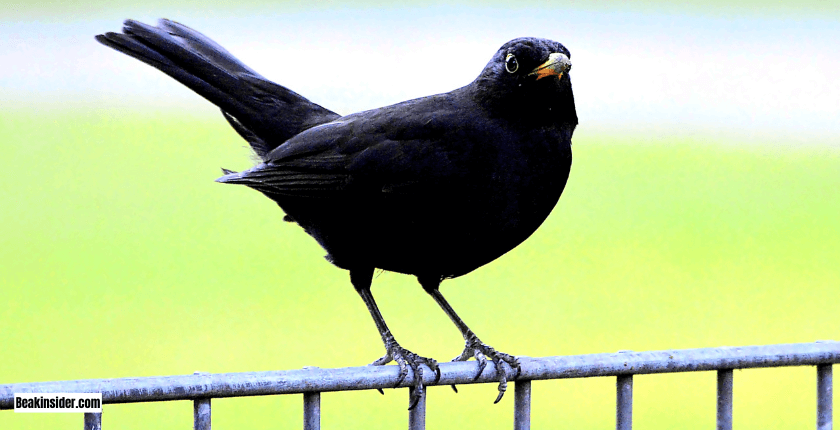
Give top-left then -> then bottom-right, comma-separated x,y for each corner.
371,333 -> 441,410
451,330 -> 520,403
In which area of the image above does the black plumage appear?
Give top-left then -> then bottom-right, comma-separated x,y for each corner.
97,19 -> 577,408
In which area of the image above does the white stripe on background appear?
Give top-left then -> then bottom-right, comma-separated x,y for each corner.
2,8 -> 838,141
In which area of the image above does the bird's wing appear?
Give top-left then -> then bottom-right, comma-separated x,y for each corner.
217,95 -> 482,198
96,19 -> 340,157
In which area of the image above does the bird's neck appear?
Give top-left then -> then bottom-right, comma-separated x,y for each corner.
464,79 -> 578,131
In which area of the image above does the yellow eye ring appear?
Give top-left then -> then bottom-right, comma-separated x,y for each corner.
505,53 -> 518,73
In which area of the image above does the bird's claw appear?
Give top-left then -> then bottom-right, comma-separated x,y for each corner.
371,338 -> 440,409
450,331 -> 520,403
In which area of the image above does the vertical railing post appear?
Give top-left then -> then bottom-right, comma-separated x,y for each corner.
193,371 -> 211,430
194,398 -> 211,430
408,388 -> 426,430
303,391 -> 321,430
817,364 -> 833,430
717,369 -> 733,430
84,412 -> 101,430
616,374 -> 633,430
514,380 -> 532,430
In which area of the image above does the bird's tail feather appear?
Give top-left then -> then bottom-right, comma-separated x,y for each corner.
96,19 -> 341,157
97,20 -> 251,120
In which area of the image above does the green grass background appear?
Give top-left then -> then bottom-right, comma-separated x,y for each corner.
1,105 -> 837,428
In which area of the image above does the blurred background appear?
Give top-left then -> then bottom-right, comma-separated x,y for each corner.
1,1 -> 838,429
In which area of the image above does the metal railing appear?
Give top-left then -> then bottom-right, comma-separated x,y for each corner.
2,341 -> 837,430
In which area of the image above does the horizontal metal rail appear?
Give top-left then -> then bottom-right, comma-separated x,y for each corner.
1,341 -> 837,430
4,341 -> 836,406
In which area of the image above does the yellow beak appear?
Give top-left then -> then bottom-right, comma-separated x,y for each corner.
528,52 -> 571,81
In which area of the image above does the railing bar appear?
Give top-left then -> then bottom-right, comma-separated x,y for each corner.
3,341 -> 837,407
513,380 -> 532,430
83,412 -> 101,430
303,392 -> 321,430
408,388 -> 426,430
817,364 -> 832,430
193,398 -> 211,430
717,369 -> 733,430
616,374 -> 633,430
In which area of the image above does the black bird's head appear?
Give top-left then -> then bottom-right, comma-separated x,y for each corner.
471,37 -> 578,129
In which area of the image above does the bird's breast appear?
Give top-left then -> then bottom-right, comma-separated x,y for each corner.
367,129 -> 571,277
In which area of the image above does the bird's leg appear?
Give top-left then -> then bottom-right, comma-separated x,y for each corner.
350,269 -> 440,410
418,275 -> 521,404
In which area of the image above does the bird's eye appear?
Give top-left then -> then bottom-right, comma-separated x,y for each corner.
505,53 -> 518,73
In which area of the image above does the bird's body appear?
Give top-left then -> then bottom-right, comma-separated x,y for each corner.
97,19 -> 576,407
226,85 -> 573,277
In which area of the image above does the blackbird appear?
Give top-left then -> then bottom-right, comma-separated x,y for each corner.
97,19 -> 577,408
